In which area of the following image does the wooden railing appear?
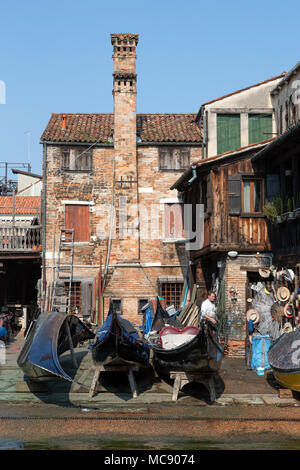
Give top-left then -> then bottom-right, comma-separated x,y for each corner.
267,217 -> 300,257
0,225 -> 42,252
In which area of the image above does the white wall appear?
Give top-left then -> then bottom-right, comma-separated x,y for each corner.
17,174 -> 42,196
203,77 -> 282,158
271,66 -> 300,135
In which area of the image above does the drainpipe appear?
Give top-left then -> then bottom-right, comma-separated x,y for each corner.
188,165 -> 197,185
42,143 -> 47,307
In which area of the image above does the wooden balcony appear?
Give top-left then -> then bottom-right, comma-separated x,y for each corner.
0,225 -> 42,252
267,216 -> 300,260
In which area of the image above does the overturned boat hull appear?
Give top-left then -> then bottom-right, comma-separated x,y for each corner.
90,311 -> 150,368
268,329 -> 300,392
17,311 -> 95,382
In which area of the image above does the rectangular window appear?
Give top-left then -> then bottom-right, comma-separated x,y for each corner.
242,179 -> 263,214
65,204 -> 90,242
159,147 -> 190,171
248,114 -> 272,144
160,282 -> 183,310
64,281 -> 82,315
163,203 -> 184,239
111,298 -> 122,315
217,114 -> 241,154
61,148 -> 92,172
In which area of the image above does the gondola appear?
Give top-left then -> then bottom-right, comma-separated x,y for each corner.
144,298 -> 223,375
17,311 -> 95,382
268,328 -> 300,391
89,306 -> 150,367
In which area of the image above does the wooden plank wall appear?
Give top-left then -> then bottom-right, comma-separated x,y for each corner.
209,158 -> 269,249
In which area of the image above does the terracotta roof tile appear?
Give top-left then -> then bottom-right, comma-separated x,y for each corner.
40,113 -> 202,144
0,196 -> 40,215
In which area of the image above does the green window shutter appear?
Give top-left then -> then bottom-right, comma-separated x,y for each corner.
248,114 -> 272,144
217,114 -> 241,155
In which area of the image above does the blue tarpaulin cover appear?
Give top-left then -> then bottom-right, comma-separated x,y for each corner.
251,334 -> 271,374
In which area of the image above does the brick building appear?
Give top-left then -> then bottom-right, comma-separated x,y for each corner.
40,33 -> 202,325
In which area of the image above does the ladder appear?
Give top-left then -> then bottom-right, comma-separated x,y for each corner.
51,229 -> 74,314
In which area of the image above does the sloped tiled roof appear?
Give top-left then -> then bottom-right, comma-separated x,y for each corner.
0,196 -> 40,215
40,113 -> 202,144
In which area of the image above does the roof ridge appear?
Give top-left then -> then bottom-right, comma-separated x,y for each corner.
201,73 -> 286,107
51,112 -> 197,116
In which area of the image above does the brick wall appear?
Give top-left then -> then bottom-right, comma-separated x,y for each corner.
43,34 -> 202,326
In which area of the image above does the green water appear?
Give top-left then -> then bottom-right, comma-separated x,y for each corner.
2,437 -> 300,450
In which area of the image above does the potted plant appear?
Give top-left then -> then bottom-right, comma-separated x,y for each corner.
286,197 -> 295,219
264,196 -> 284,223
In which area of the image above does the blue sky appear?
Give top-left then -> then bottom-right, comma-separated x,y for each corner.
0,0 -> 299,175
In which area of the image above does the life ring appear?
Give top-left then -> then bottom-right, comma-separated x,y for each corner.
284,306 -> 293,318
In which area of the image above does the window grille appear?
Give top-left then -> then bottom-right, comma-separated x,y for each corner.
160,282 -> 183,310
64,281 -> 82,315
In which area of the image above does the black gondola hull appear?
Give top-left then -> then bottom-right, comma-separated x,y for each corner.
90,311 -> 150,368
17,311 -> 95,382
151,326 -> 223,375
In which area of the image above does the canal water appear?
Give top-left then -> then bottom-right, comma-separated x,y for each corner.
1,437 -> 300,450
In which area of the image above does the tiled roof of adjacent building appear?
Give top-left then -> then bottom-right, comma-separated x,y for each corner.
0,196 -> 40,215
40,113 -> 202,144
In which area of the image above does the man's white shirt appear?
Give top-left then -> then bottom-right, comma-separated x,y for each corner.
200,298 -> 216,320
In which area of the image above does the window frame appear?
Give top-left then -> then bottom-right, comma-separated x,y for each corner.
242,177 -> 264,215
60,147 -> 93,173
111,298 -> 123,315
217,113 -> 241,155
65,204 -> 91,243
158,147 -> 190,172
163,202 -> 185,241
248,113 -> 273,145
138,298 -> 149,315
159,281 -> 184,310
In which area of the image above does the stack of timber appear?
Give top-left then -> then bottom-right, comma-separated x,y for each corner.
177,285 -> 199,327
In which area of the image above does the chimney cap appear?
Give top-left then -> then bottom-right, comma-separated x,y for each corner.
111,33 -> 139,45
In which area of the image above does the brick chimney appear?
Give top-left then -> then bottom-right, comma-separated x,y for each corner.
111,33 -> 138,160
111,33 -> 140,262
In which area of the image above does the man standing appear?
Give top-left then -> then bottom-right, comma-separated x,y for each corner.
200,290 -> 217,325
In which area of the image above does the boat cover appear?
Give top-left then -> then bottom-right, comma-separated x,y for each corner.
17,311 -> 95,382
90,312 -> 150,365
268,329 -> 300,372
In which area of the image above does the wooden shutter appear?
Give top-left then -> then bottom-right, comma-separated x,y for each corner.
248,114 -> 272,144
164,204 -> 183,239
206,174 -> 213,214
180,148 -> 190,169
217,114 -> 241,154
65,205 -> 90,242
159,148 -> 171,170
228,174 -> 242,215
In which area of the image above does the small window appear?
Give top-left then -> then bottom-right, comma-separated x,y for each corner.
160,282 -> 183,310
64,281 -> 82,315
138,298 -> 149,315
242,179 -> 263,214
111,298 -> 122,315
61,148 -> 92,172
158,147 -> 190,171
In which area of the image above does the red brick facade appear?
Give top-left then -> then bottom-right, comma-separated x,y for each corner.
41,33 -> 202,326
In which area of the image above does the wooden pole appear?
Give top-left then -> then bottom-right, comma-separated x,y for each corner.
99,254 -> 103,325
